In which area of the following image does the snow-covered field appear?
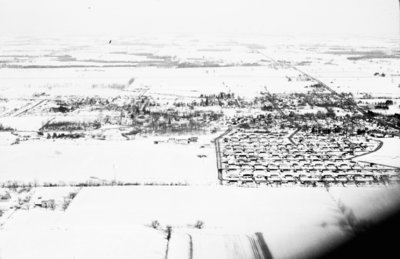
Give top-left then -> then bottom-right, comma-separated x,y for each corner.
1,35 -> 398,99
244,36 -> 400,97
354,137 -> 400,168
0,136 -> 218,185
0,132 -> 17,145
64,186 -> 343,231
1,185 -> 400,259
173,231 -> 263,259
62,186 -> 351,259
0,65 -> 312,101
0,115 -> 52,131
0,210 -> 167,259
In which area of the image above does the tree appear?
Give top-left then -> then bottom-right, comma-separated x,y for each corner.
385,100 -> 393,106
316,111 -> 326,119
62,198 -> 71,210
151,220 -> 160,229
326,108 -> 336,118
194,220 -> 204,229
166,225 -> 172,240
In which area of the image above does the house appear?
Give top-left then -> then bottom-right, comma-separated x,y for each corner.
338,163 -> 351,171
336,176 -> 348,183
176,138 -> 190,144
227,165 -> 240,171
41,199 -> 56,209
282,175 -> 296,183
313,162 -> 325,171
254,171 -> 267,182
267,164 -> 279,171
321,174 -> 335,182
241,165 -> 254,171
0,189 -> 11,201
254,165 -> 266,171
300,176 -> 319,184
354,176 -> 374,183
224,170 -> 240,180
188,137 -> 198,143
279,164 -> 291,171
267,175 -> 282,183
239,170 -> 254,181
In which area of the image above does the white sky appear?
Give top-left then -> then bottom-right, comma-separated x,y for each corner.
0,0 -> 398,37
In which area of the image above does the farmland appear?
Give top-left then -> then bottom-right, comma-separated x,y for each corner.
1,186 -> 400,259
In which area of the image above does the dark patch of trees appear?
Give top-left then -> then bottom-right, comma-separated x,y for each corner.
42,121 -> 101,131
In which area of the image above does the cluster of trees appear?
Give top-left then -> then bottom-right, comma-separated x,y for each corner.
177,61 -> 224,68
261,104 -> 274,111
308,83 -> 324,89
375,100 -> 394,110
373,72 -> 386,77
293,91 -> 355,110
73,96 -> 112,106
138,110 -> 223,134
0,123 -> 14,131
309,126 -> 344,135
62,96 -> 151,111
62,191 -> 78,211
49,105 -> 72,113
196,92 -> 238,107
289,109 -> 336,120
41,121 -> 101,131
44,132 -> 84,139
375,103 -> 389,110
387,113 -> 400,128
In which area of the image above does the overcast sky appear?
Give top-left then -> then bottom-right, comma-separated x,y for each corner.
0,0 -> 398,38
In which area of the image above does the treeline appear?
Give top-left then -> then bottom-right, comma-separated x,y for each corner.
0,181 -> 190,188
0,123 -> 14,131
374,100 -> 394,110
41,132 -> 84,139
289,109 -> 337,119
40,121 -> 101,131
172,92 -> 238,107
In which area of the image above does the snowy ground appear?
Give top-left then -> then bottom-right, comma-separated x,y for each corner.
233,36 -> 399,99
354,137 -> 400,168
0,65 -> 311,101
0,210 -> 167,259
0,136 -> 218,185
1,185 -> 400,259
169,231 -> 264,259
58,186 -> 366,258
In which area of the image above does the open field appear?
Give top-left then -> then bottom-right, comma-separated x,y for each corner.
62,186 -> 352,259
244,36 -> 400,97
1,185 -> 400,259
0,65 -> 312,100
354,137 -> 400,168
0,211 -> 167,259
0,136 -> 218,185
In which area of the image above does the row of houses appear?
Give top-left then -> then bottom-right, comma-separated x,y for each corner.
217,117 -> 399,185
222,170 -> 399,185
